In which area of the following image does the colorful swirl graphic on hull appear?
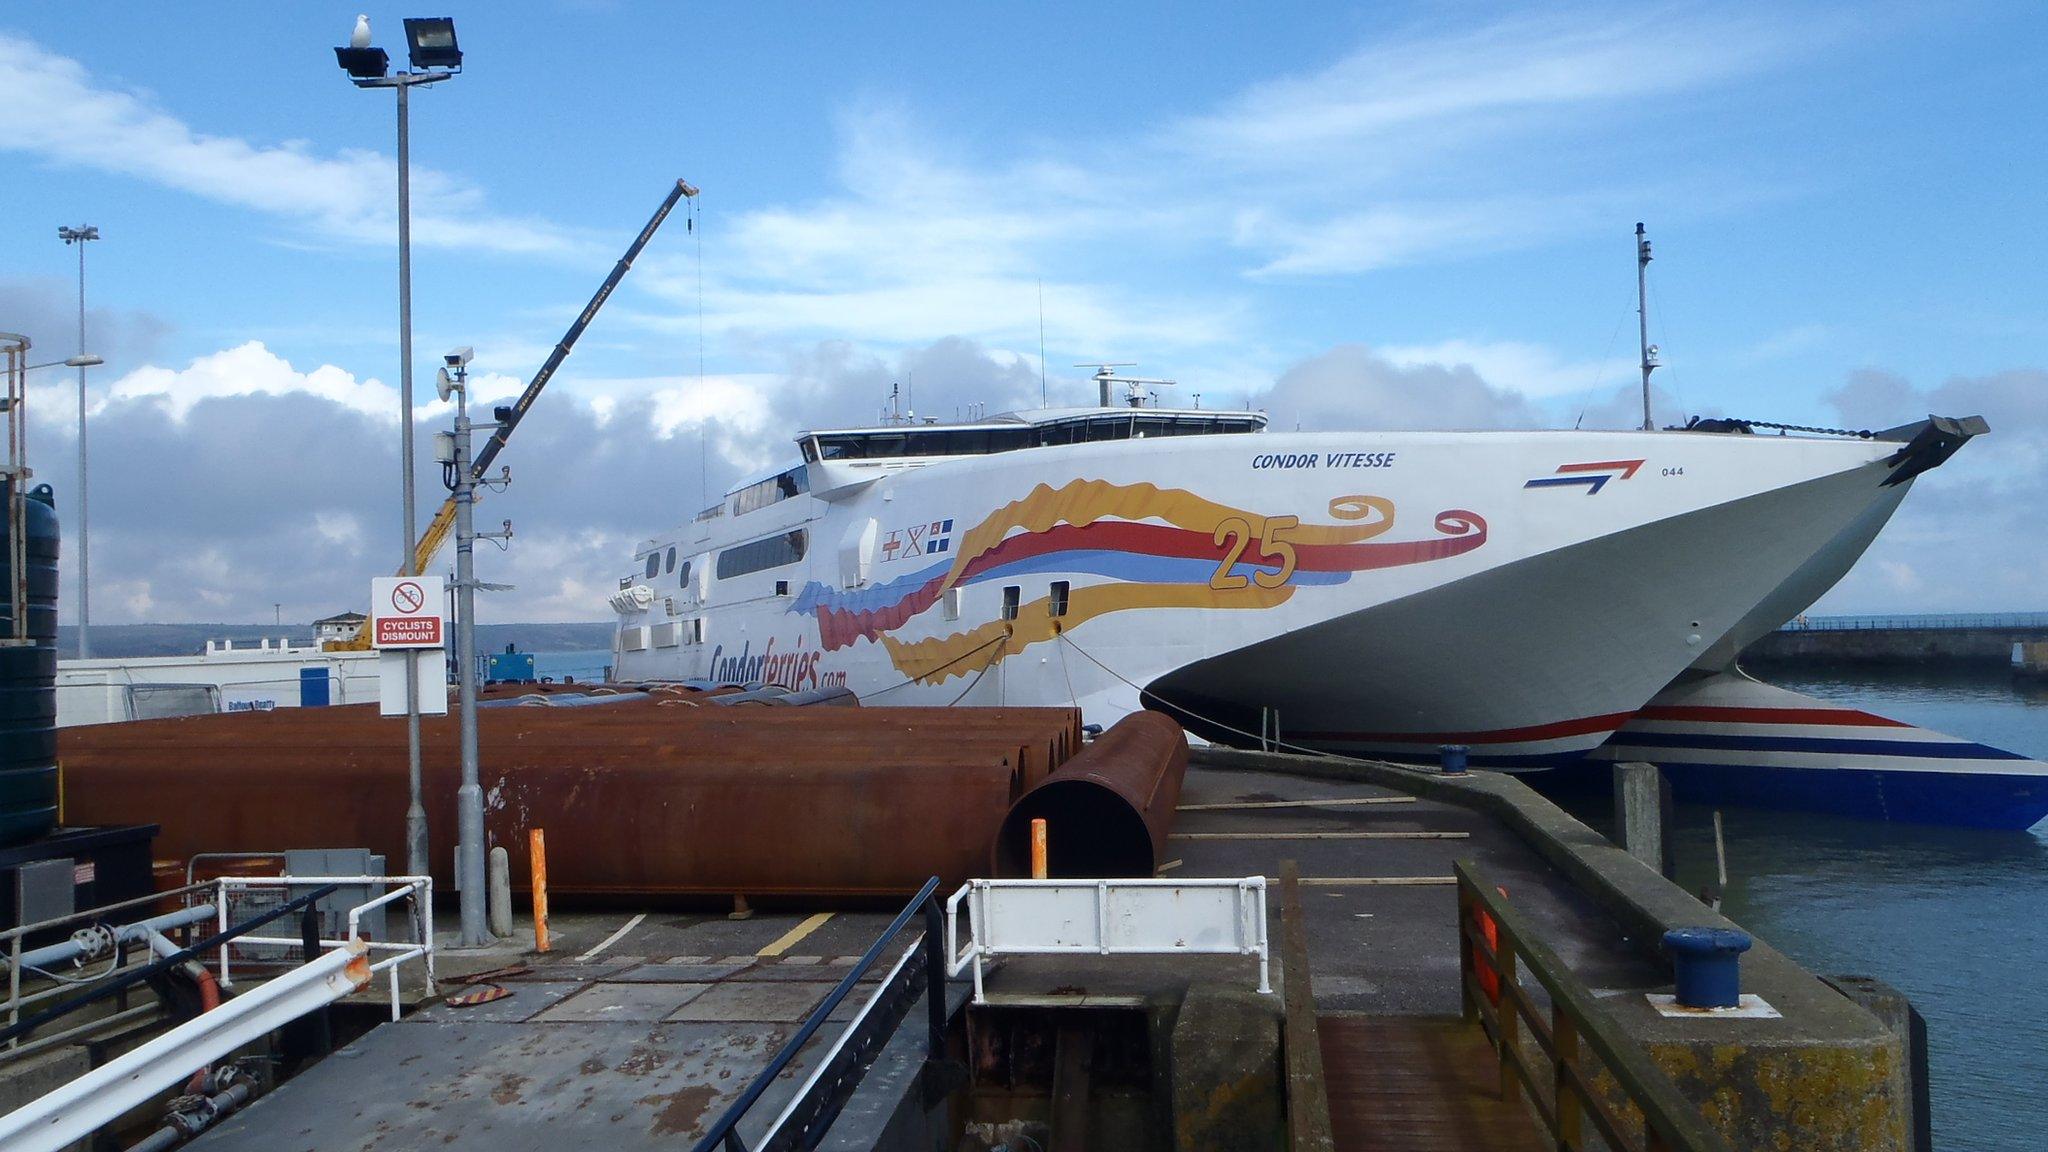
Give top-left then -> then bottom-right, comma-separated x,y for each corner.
788,479 -> 1487,683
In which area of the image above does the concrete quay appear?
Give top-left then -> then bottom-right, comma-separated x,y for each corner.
161,751 -> 1922,1151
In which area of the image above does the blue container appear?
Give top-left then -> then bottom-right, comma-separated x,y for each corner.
1663,927 -> 1752,1008
1438,744 -> 1469,774
487,651 -> 537,683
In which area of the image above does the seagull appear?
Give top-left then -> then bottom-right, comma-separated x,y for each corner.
350,14 -> 372,49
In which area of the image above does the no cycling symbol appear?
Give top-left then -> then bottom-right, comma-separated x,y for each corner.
391,580 -> 427,615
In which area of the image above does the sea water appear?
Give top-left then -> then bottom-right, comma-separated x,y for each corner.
1668,668 -> 2045,1151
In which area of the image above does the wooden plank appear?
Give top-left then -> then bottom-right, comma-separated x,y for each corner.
1172,831 -> 1470,841
1050,1022 -> 1094,1152
1177,796 -> 1417,811
1319,1016 -> 1546,1151
1279,862 -> 1335,1152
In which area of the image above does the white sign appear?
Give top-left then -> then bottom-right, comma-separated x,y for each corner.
379,650 -> 450,716
370,576 -> 446,649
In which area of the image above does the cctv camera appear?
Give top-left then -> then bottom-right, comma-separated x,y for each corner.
445,346 -> 474,368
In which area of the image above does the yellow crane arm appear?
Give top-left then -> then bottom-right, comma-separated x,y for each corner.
329,179 -> 696,652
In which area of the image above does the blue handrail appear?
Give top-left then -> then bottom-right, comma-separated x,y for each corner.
690,876 -> 949,1152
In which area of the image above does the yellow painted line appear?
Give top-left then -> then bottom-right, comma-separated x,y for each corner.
757,912 -> 835,957
1279,876 -> 1457,887
1176,796 -> 1417,811
1171,831 -> 1468,841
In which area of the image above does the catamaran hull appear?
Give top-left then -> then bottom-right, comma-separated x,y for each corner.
1586,671 -> 2048,831
615,424 -> 1960,774
1147,461 -> 1916,765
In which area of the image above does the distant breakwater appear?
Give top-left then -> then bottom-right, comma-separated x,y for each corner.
1744,615 -> 2048,668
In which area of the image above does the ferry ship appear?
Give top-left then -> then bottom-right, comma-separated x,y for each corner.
605,379 -> 2045,828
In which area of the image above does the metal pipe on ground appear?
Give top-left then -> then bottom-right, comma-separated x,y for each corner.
992,710 -> 1188,878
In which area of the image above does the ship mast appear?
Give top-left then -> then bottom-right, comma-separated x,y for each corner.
1636,222 -> 1659,431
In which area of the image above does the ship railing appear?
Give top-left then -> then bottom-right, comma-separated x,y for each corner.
691,876 -> 957,1152
1456,860 -> 1735,1152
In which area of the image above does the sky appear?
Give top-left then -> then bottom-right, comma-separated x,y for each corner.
0,2 -> 2043,625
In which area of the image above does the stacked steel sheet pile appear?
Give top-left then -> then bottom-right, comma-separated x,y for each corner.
58,694 -> 1090,899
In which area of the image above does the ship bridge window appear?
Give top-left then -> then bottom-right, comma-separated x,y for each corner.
642,552 -> 660,580
665,546 -> 676,574
732,467 -> 810,516
679,559 -> 692,588
717,529 -> 809,580
807,412 -> 1266,461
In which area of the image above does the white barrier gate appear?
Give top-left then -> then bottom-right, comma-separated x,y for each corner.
946,877 -> 1271,1003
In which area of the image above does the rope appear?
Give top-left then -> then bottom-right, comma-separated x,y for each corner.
859,631 -> 1008,701
1682,416 -> 1874,439
1051,630 -> 1346,760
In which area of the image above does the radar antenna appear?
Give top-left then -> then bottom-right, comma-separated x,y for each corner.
1073,362 -> 1176,409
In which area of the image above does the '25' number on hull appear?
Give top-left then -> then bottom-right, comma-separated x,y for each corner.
1211,515 -> 1300,590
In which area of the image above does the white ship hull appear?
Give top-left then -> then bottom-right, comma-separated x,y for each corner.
611,416 -> 1964,769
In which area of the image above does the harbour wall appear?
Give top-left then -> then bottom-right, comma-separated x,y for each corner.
1743,626 -> 2047,668
1196,744 -> 1924,1152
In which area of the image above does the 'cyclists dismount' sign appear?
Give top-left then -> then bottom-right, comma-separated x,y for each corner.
369,576 -> 446,649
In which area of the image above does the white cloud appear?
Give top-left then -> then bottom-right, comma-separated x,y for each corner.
1248,344 -> 1546,432
1379,338 -> 1615,400
1170,11 -> 1804,166
0,34 -> 582,256
101,341 -> 399,422
1814,368 -> 2048,612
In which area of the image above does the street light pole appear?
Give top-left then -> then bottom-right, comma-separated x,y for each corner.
338,19 -> 455,884
393,72 -> 430,886
57,225 -> 98,659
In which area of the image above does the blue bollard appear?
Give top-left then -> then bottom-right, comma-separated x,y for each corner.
1663,927 -> 1753,1008
1438,744 -> 1469,775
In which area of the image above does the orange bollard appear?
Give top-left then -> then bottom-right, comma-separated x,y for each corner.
1030,818 -> 1048,879
529,828 -> 551,953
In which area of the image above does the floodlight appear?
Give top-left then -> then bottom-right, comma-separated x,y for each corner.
335,44 -> 390,79
404,18 -> 462,70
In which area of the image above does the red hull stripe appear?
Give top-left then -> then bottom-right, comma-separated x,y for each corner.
1632,705 -> 1908,728
1301,711 -> 1636,746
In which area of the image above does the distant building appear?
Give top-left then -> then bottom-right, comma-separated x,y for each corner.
313,611 -> 367,645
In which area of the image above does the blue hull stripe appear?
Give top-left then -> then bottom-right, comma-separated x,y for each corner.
1615,731 -> 2028,761
1657,761 -> 2048,831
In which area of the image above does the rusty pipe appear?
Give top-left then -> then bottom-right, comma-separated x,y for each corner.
992,710 -> 1188,878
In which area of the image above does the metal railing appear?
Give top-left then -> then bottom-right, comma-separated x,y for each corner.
691,877 -> 954,1152
946,876 -> 1271,1003
1778,612 -> 2048,633
3,871 -> 435,1059
211,875 -> 435,1020
1455,861 -> 1734,1152
1,884 -> 341,1054
2,880 -> 219,1058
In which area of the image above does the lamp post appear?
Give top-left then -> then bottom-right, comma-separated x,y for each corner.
56,225 -> 98,659
435,348 -> 509,949
336,16 -> 463,896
